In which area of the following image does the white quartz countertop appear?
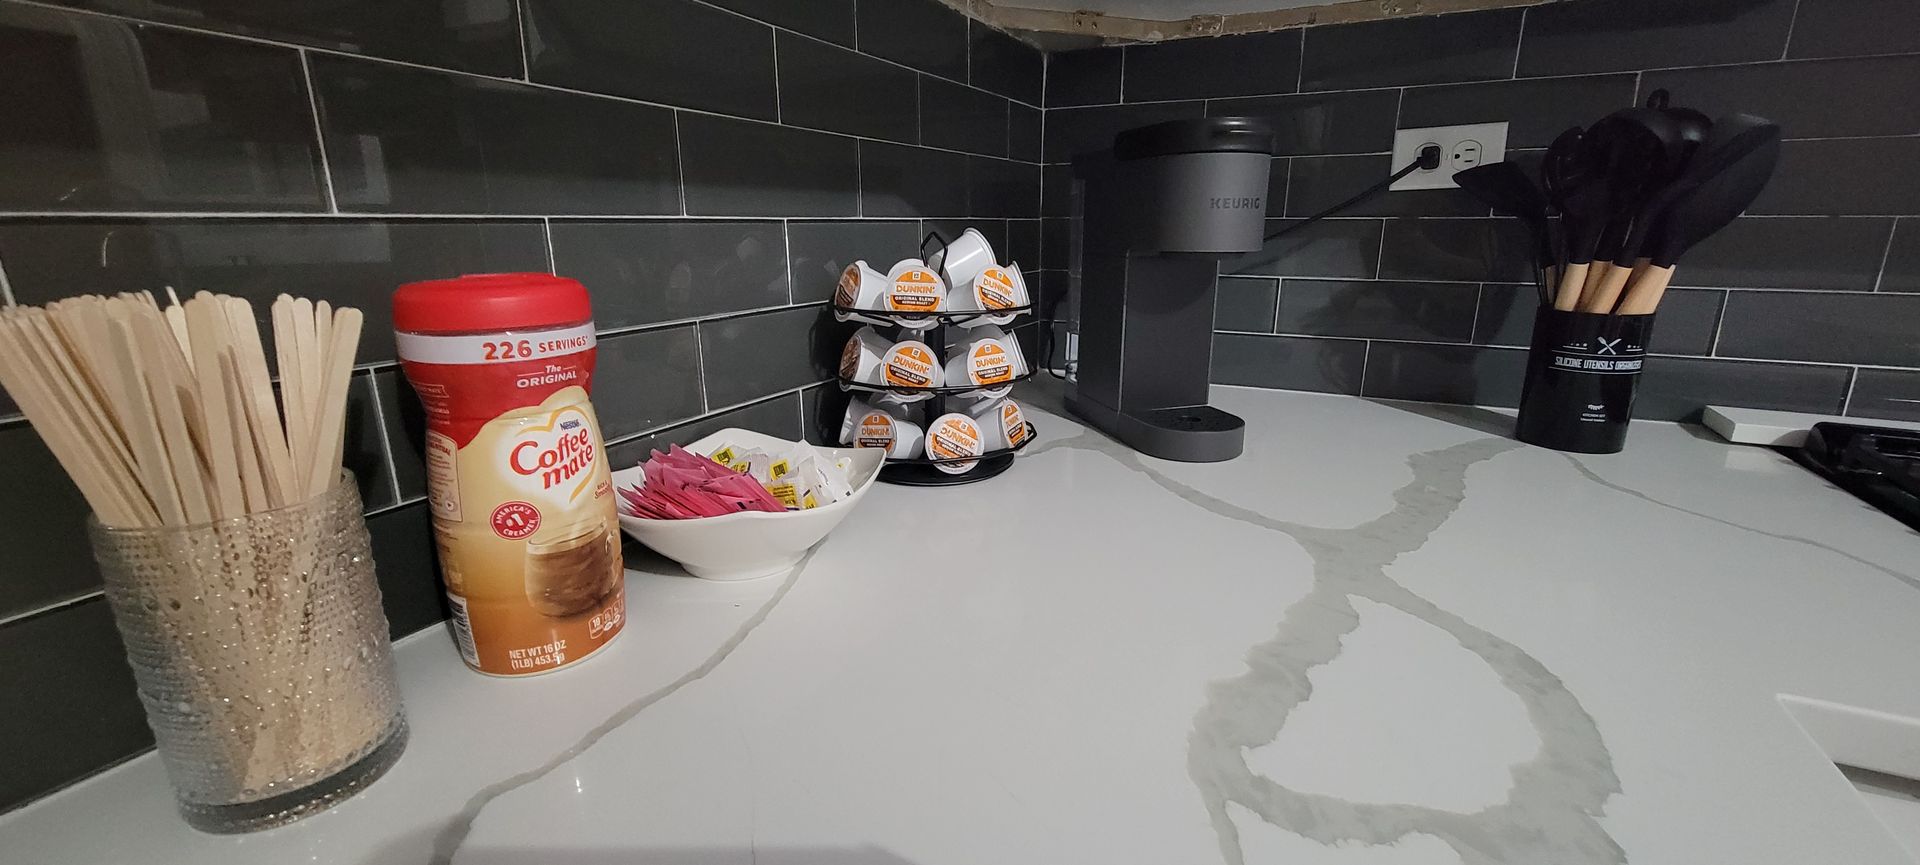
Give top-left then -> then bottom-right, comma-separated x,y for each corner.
7,386 -> 1920,865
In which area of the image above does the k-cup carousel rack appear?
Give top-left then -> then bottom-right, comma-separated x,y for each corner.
833,230 -> 1038,487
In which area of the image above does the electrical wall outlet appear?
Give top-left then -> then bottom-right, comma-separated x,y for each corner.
1390,122 -> 1509,191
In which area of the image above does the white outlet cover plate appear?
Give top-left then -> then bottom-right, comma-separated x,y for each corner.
1390,122 -> 1510,191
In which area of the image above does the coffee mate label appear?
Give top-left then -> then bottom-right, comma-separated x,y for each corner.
854,411 -> 898,450
884,342 -> 938,388
976,268 -> 1021,310
1000,402 -> 1029,447
398,325 -> 624,677
886,268 -> 944,313
968,340 -> 1015,385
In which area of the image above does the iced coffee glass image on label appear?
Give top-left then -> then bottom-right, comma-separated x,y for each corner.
393,273 -> 626,677
525,521 -> 619,617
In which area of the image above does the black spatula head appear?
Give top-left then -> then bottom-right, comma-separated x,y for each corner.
1650,121 -> 1782,266
1456,162 -> 1552,269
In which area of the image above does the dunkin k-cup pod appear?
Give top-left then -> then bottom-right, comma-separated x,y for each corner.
943,325 -> 1026,398
881,337 -> 943,400
969,397 -> 1031,452
926,412 -> 986,474
845,401 -> 925,458
948,263 -> 1031,326
839,326 -> 892,384
835,261 -> 889,310
932,227 -> 997,293
883,260 -> 947,329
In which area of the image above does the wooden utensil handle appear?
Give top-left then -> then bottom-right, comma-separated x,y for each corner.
1578,264 -> 1635,313
1554,263 -> 1589,311
1618,266 -> 1675,315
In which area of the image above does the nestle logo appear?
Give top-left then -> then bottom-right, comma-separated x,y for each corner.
1209,197 -> 1263,210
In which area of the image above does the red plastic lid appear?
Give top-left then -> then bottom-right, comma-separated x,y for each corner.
392,273 -> 593,334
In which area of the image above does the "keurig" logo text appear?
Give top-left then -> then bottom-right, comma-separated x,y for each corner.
1209,197 -> 1263,210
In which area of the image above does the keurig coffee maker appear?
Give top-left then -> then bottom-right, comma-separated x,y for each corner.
1065,117 -> 1276,462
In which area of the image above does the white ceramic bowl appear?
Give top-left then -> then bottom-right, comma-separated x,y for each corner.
612,429 -> 885,581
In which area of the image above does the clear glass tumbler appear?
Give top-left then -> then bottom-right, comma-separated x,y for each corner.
89,473 -> 408,833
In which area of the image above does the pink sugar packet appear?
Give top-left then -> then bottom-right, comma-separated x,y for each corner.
618,447 -> 787,520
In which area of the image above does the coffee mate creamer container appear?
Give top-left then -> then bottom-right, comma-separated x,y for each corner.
392,274 -> 625,676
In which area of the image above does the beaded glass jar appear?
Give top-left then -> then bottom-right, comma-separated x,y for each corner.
89,474 -> 407,833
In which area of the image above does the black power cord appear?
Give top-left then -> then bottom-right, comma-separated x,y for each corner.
1264,144 -> 1444,242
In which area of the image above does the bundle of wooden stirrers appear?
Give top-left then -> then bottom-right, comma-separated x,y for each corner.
0,291 -> 362,528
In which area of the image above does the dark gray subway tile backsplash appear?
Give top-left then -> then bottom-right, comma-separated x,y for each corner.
697,306 -> 847,408
1397,74 -> 1639,149
1299,9 -> 1523,91
1277,278 -> 1479,343
857,0 -> 969,81
1849,370 -> 1920,422
1884,221 -> 1920,293
678,114 -> 861,217
706,0 -> 855,47
1787,0 -> 1920,60
970,20 -> 1044,105
37,0 -> 522,75
1124,29 -> 1302,102
593,326 -> 706,439
523,0 -> 777,120
0,425 -> 97,620
312,55 -> 682,215
1752,138 -> 1920,216
0,598 -> 152,810
1635,357 -> 1852,421
0,219 -> 551,364
1045,48 -> 1123,108
1213,333 -> 1366,395
1641,55 -> 1920,140
1676,217 -> 1894,291
0,4 -> 324,212
1517,0 -> 1798,76
1208,89 -> 1400,157
777,33 -> 920,144
860,142 -> 973,218
921,76 -> 1010,158
786,220 -> 923,303
1717,291 -> 1920,368
550,220 -> 791,328
0,0 -> 1042,813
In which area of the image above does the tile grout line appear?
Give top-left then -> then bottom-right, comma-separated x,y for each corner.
671,112 -> 688,216
1841,366 -> 1860,415
0,250 -> 15,306
771,31 -> 784,124
692,320 -> 710,412
1780,0 -> 1803,61
360,370 -> 406,506
603,383 -> 820,448
541,218 -> 557,273
1872,217 -> 1900,291
0,0 -> 1041,163
0,591 -> 105,630
1469,283 -> 1486,343
1509,8 -> 1526,79
514,0 -> 531,80
1709,289 -> 1731,356
781,218 -> 795,305
1358,338 -> 1372,395
298,51 -> 341,214
1294,27 -> 1307,92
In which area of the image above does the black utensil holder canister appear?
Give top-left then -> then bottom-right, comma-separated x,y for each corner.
1515,310 -> 1657,454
